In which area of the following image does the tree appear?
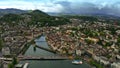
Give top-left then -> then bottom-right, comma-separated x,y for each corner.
0,36 -> 3,51
12,57 -> 17,65
117,38 -> 120,43
104,42 -> 112,47
90,59 -> 103,68
33,45 -> 36,52
8,63 -> 13,68
97,40 -> 103,45
117,38 -> 120,45
85,39 -> 94,44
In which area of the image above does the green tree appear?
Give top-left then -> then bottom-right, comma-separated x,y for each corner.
12,57 -> 17,65
117,38 -> 120,45
97,39 -> 103,45
33,45 -> 36,52
90,59 -> 104,68
117,38 -> 120,43
8,63 -> 13,68
85,39 -> 94,44
105,42 -> 112,46
0,37 -> 3,51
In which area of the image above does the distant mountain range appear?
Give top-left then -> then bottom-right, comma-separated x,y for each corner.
48,12 -> 120,19
0,8 -> 27,16
0,8 -> 120,20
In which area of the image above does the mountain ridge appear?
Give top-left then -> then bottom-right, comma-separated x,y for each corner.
0,8 -> 27,16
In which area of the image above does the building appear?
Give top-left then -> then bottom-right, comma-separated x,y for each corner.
2,47 -> 10,56
111,62 -> 120,68
75,49 -> 81,56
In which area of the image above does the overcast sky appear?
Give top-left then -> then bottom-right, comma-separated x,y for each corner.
0,0 -> 120,16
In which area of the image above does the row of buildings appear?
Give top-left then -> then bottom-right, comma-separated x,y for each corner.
45,19 -> 120,68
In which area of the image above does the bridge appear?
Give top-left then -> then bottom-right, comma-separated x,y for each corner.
18,55 -> 69,60
0,55 -> 69,61
35,45 -> 56,53
35,40 -> 46,42
0,56 -> 69,61
0,57 -> 12,61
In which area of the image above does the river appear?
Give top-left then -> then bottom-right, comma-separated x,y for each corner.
20,36 -> 91,68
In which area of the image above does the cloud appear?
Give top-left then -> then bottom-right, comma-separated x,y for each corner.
54,0 -> 120,16
0,0 -> 120,16
0,0 -> 63,12
55,1 -> 98,13
54,1 -> 72,13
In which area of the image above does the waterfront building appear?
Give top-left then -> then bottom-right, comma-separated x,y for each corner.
75,49 -> 82,56
111,62 -> 120,68
2,47 -> 10,56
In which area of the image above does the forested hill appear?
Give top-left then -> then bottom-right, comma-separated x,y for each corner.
0,10 -> 70,27
0,8 -> 27,16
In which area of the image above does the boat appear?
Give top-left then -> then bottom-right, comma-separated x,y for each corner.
72,60 -> 83,64
23,63 -> 29,68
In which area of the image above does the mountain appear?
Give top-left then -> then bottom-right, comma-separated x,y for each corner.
31,10 -> 49,16
0,8 -> 27,16
47,12 -> 120,20
0,10 -> 70,27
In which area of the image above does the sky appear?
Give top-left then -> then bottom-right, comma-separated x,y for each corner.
0,0 -> 120,16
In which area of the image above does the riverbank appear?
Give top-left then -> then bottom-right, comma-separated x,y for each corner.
45,32 -> 104,68
19,36 -> 91,68
18,34 -> 43,56
46,36 -> 105,68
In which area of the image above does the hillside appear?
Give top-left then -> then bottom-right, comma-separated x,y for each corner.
0,8 -> 27,16
0,10 -> 70,27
